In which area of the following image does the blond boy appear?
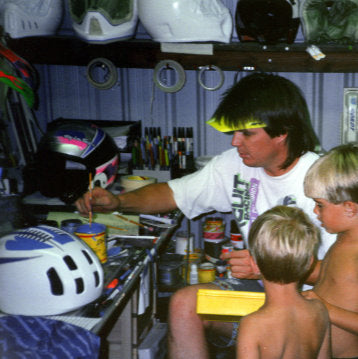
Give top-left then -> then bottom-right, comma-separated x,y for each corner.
237,205 -> 330,359
304,143 -> 358,358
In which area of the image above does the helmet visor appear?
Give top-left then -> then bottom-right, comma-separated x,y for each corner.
69,0 -> 133,25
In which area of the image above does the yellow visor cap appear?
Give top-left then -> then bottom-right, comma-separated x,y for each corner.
206,117 -> 267,132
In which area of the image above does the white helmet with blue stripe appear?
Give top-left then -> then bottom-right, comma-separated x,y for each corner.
0,225 -> 104,316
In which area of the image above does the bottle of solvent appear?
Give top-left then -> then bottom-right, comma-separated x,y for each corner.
190,263 -> 199,284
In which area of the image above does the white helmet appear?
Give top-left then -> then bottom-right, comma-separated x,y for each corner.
68,0 -> 139,43
0,225 -> 104,316
138,0 -> 233,43
0,0 -> 64,39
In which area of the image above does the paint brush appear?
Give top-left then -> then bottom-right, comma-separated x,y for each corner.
106,225 -> 128,231
115,214 -> 154,232
82,218 -> 128,232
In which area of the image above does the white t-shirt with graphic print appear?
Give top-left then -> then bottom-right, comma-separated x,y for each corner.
168,148 -> 336,260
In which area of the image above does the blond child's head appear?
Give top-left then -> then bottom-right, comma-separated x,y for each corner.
248,205 -> 319,284
304,143 -> 358,204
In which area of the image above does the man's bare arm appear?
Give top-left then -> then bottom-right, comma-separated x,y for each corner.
76,182 -> 177,215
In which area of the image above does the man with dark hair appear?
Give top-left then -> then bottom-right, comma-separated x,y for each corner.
75,73 -> 335,359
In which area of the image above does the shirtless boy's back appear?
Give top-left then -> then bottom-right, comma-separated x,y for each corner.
238,281 -> 330,359
304,142 -> 358,358
313,235 -> 358,357
236,206 -> 330,359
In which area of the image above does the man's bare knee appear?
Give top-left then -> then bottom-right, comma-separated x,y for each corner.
169,283 -> 219,323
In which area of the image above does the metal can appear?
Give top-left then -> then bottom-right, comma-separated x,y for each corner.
203,217 -> 225,240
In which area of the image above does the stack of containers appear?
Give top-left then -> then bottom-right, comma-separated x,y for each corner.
203,217 -> 226,263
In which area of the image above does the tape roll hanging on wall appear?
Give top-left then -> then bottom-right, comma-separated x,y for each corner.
197,65 -> 225,91
86,57 -> 118,90
153,60 -> 186,93
120,175 -> 157,192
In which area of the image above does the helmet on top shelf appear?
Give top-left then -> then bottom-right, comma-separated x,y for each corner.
0,225 -> 104,316
0,0 -> 64,39
300,0 -> 358,44
235,0 -> 300,44
137,0 -> 233,43
68,0 -> 138,43
34,122 -> 119,204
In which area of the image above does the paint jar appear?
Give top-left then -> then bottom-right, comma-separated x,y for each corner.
175,231 -> 195,255
75,223 -> 107,263
61,219 -> 83,234
199,262 -> 216,283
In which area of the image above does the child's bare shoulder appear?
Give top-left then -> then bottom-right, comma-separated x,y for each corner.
304,297 -> 330,324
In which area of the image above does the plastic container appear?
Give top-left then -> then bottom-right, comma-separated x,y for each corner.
197,289 -> 265,321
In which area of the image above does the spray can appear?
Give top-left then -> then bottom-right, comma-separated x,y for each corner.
230,220 -> 244,250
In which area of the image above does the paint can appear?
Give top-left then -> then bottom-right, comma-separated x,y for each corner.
199,262 -> 216,283
175,231 -> 194,255
204,238 -> 225,263
158,262 -> 182,286
203,217 -> 225,240
75,223 -> 107,263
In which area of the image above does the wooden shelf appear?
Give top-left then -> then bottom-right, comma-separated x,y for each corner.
8,36 -> 358,73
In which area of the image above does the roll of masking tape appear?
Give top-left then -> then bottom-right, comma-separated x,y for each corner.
153,60 -> 186,93
120,175 -> 157,192
198,65 -> 225,91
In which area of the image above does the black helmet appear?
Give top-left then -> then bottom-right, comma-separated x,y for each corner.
235,0 -> 300,44
34,122 -> 119,204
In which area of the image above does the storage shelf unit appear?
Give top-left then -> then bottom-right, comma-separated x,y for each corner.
8,37 -> 358,73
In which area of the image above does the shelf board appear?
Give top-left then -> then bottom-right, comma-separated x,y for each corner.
7,37 -> 358,73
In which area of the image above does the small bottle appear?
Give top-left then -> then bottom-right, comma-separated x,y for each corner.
190,263 -> 199,284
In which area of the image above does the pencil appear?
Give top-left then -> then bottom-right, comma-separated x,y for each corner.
115,214 -> 153,232
89,172 -> 93,226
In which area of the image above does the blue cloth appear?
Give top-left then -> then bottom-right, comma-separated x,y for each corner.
0,315 -> 100,358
